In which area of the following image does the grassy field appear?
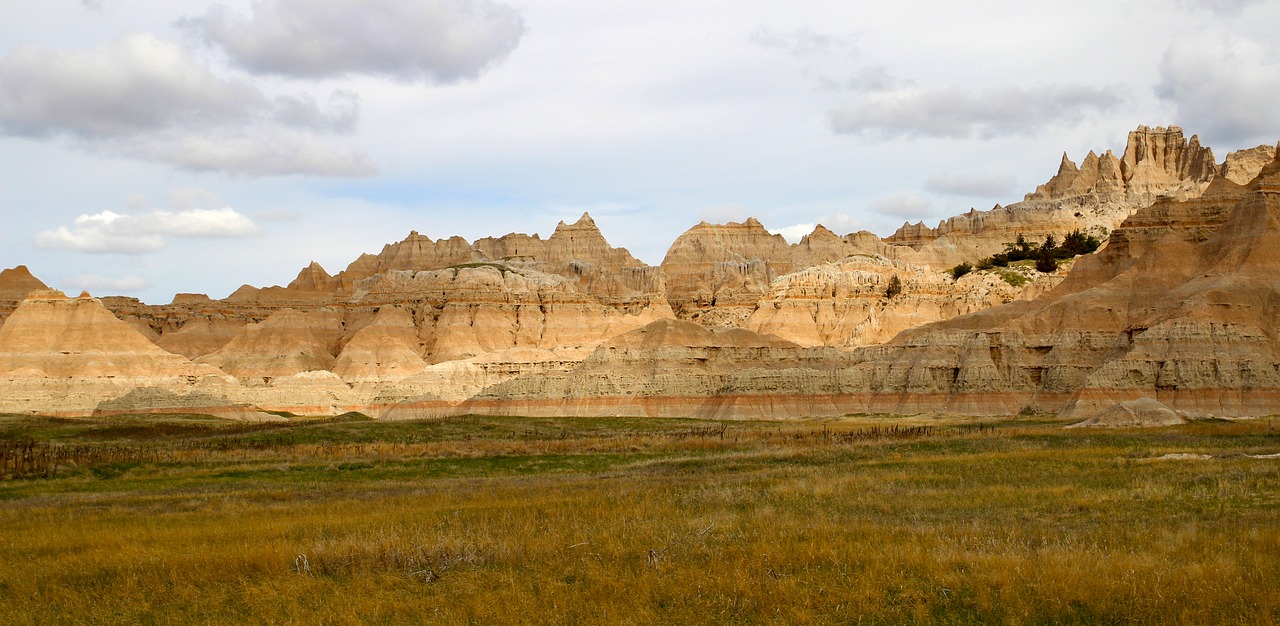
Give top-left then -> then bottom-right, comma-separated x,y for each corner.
0,412 -> 1277,624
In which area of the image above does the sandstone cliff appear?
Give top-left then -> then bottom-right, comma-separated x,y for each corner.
885,126 -> 1274,268
0,265 -> 49,329
0,290 -> 237,416
659,219 -> 916,324
9,130 -> 1280,422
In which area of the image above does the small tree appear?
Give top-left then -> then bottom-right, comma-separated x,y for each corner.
885,274 -> 903,298
1035,252 -> 1058,273
950,262 -> 973,280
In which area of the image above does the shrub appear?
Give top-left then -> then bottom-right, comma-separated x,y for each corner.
1059,229 -> 1101,257
950,262 -> 973,280
1035,254 -> 1058,273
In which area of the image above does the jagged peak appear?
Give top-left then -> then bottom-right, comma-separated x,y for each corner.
801,224 -> 840,244
553,211 -> 602,234
0,265 -> 49,297
811,224 -> 838,237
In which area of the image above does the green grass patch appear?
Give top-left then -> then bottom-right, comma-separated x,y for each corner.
0,414 -> 1276,624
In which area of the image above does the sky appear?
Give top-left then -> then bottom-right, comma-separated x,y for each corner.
2,0 -> 1279,304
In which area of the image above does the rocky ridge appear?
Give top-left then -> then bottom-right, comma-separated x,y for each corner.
884,126 -> 1275,268
3,127 -> 1278,421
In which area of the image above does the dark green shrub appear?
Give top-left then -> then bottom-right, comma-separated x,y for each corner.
950,262 -> 973,280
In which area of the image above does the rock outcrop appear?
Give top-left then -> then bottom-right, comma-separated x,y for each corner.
885,126 -> 1274,268
0,265 -> 49,329
6,128 -> 1280,422
659,219 -> 915,324
742,254 -> 1062,348
1066,397 -> 1185,428
0,290 -> 233,416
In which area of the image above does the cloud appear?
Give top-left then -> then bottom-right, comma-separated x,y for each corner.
828,81 -> 1124,139
869,191 -> 933,219
0,33 -> 261,138
769,223 -> 815,243
1177,0 -> 1263,15
64,273 -> 150,294
93,129 -> 377,177
749,27 -> 856,57
166,188 -> 225,210
924,173 -> 1017,197
0,33 -> 373,177
181,0 -> 526,82
35,208 -> 260,254
1156,33 -> 1280,146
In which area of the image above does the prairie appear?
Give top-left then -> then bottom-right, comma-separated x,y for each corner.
0,412 -> 1277,624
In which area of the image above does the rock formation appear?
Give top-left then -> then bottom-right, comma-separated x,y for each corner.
0,265 -> 49,329
742,254 -> 1061,348
1066,397 -> 1185,428
0,290 -> 234,416
885,125 -> 1275,268
5,127 -> 1280,422
659,219 -> 917,324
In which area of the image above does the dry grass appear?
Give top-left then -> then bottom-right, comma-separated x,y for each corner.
0,414 -> 1276,624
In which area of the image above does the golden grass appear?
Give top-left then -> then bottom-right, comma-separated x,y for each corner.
0,415 -> 1276,624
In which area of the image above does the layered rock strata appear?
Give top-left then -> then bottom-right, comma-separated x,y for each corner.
0,265 -> 49,328
0,291 -> 236,416
5,129 -> 1279,422
885,126 -> 1274,268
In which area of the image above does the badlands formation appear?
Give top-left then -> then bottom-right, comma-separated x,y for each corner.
2,125 -> 1279,423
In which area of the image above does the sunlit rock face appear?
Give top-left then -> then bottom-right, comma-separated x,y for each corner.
5,130 -> 1280,420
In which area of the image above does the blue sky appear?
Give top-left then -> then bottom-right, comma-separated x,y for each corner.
2,0 -> 1278,303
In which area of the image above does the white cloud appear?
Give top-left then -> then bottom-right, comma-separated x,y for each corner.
770,223 -> 815,243
95,129 -> 377,177
0,33 -> 262,138
869,191 -> 933,219
1155,32 -> 1280,147
181,0 -> 526,82
35,208 -> 260,254
1177,0 -> 1263,15
924,173 -> 1017,197
828,81 -> 1124,139
0,33 -> 373,177
64,273 -> 150,294
749,27 -> 856,58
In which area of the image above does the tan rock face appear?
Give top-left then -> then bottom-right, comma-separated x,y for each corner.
0,290 -> 233,415
886,125 -> 1274,269
1220,144 -> 1278,184
332,306 -> 427,383
0,265 -> 50,329
8,127 -> 1280,421
742,255 -> 1062,348
427,151 -> 1280,420
1066,397 -> 1185,428
197,309 -> 345,382
659,219 -> 913,324
354,264 -> 671,364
